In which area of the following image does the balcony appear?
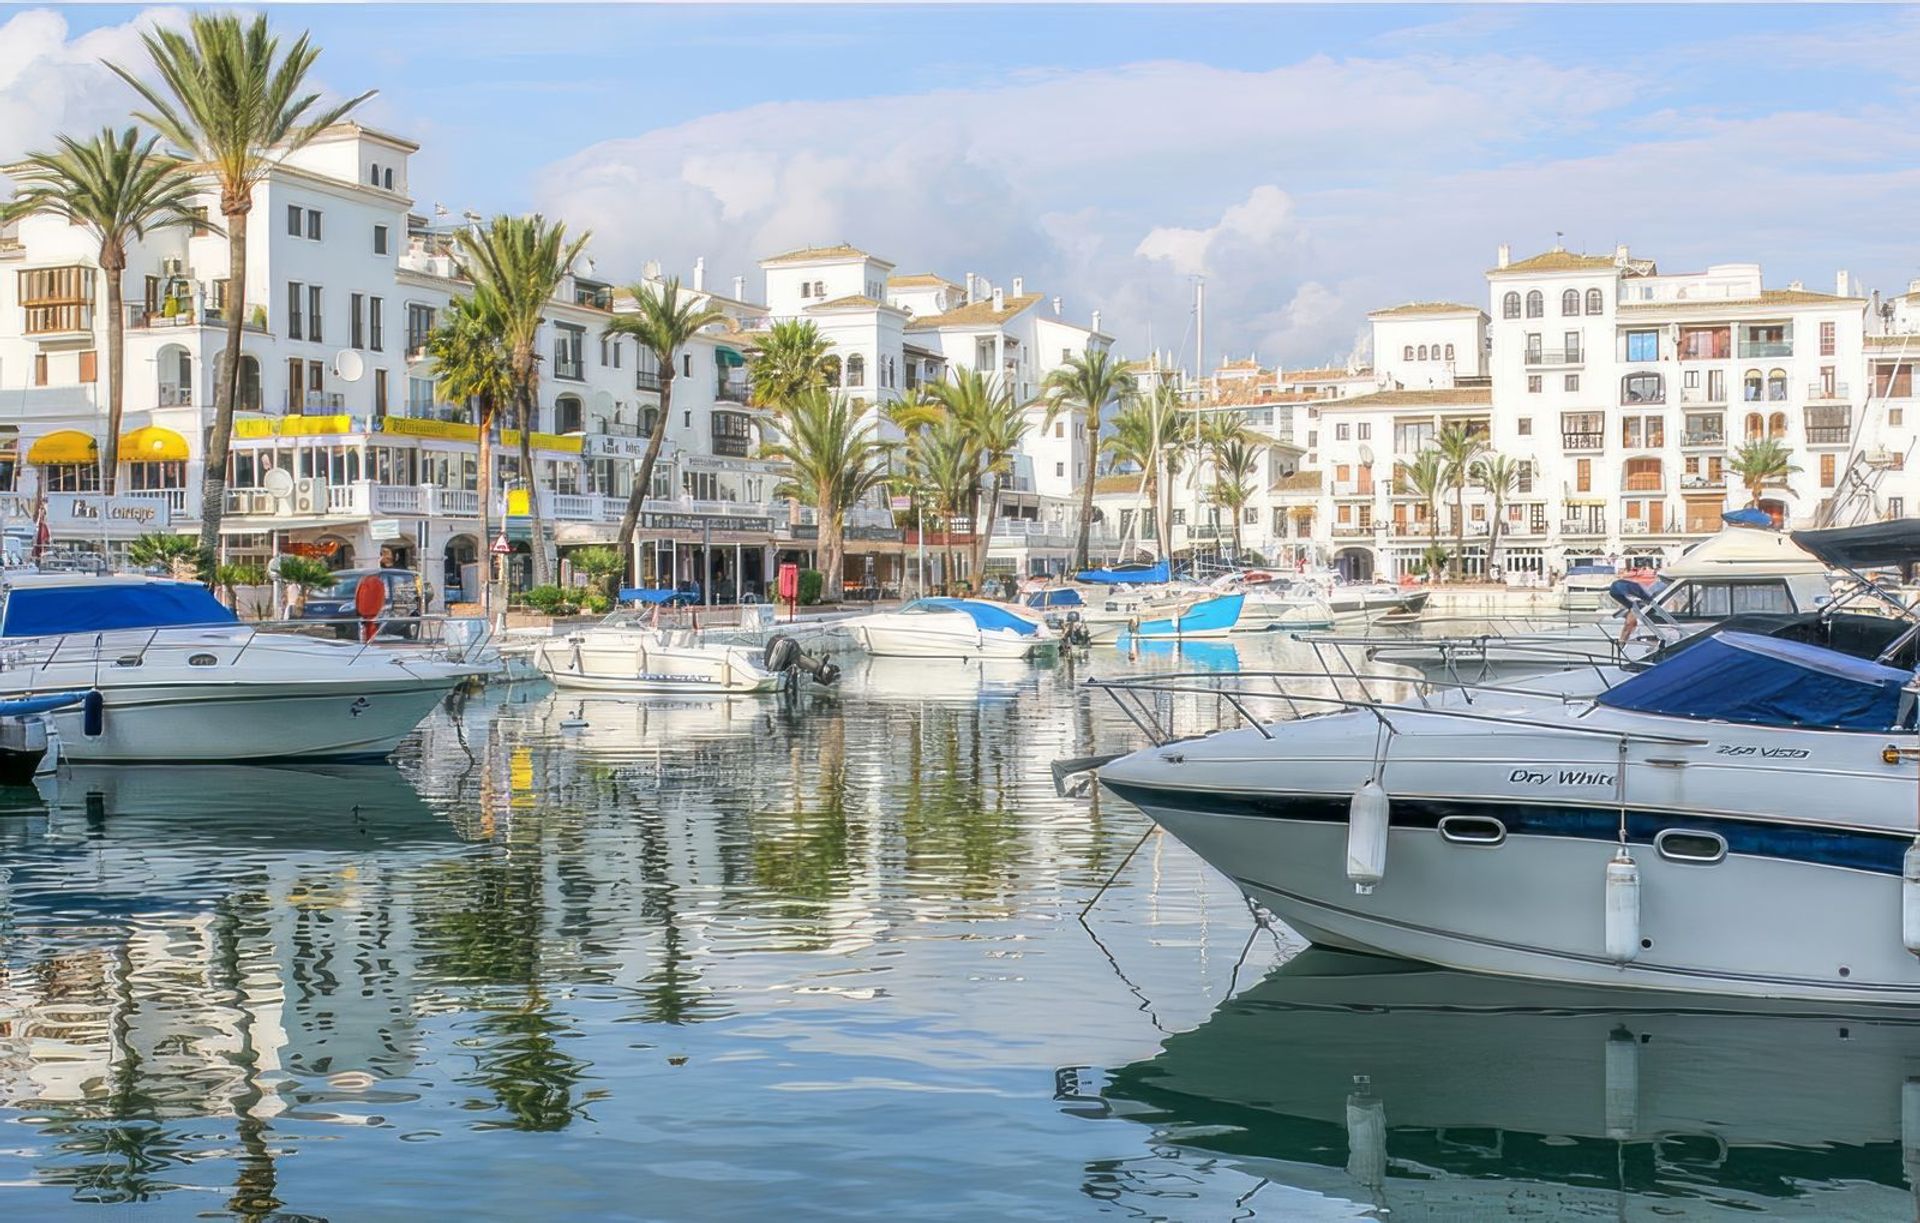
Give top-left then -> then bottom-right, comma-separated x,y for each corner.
1807,426 -> 1852,446
23,303 -> 92,338
1331,523 -> 1375,538
1681,474 -> 1726,490
1807,382 -> 1851,402
1738,341 -> 1793,359
1621,519 -> 1653,535
20,265 -> 94,337
1524,348 -> 1583,366
1562,432 -> 1604,451
1331,481 -> 1372,497
127,302 -> 268,334
287,391 -> 347,413
158,383 -> 193,408
127,488 -> 191,517
635,370 -> 662,393
1560,518 -> 1606,536
1681,428 -> 1724,449
1679,387 -> 1727,406
715,376 -> 751,404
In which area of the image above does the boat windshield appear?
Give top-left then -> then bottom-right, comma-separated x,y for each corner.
1,581 -> 238,638
1598,630 -> 1914,731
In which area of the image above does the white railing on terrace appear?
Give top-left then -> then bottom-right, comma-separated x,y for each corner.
127,488 -> 189,515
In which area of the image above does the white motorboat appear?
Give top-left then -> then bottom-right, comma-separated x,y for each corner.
1319,579 -> 1429,623
846,597 -> 1054,659
530,616 -> 790,693
1361,525 -> 1842,683
1075,587 -> 1244,643
1084,520 -> 1920,1004
0,574 -> 480,762
1208,573 -> 1335,631
1560,561 -> 1623,611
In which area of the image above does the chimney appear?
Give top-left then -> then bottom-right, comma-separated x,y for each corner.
692,256 -> 706,291
1091,309 -> 1102,334
1789,279 -> 1804,292
991,287 -> 1005,311
1496,243 -> 1510,269
732,275 -> 745,300
1052,295 -> 1062,317
1012,276 -> 1024,297
964,272 -> 977,303
1837,270 -> 1850,297
1615,243 -> 1629,263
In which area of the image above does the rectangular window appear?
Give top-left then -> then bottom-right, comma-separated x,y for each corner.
1055,462 -> 1064,477
1820,452 -> 1836,487
375,368 -> 389,415
33,354 -> 47,387
1820,320 -> 1835,357
78,350 -> 97,383
287,357 -> 303,409
1892,497 -> 1906,518
1527,375 -> 1542,393
1678,326 -> 1730,360
287,281 -> 303,340
1576,458 -> 1591,492
1357,423 -> 1371,440
189,207 -> 210,238
1517,418 -> 1531,435
553,324 -> 585,381
307,285 -> 323,343
308,360 -> 325,393
1893,408 -> 1905,427
306,209 -> 321,240
407,304 -> 435,355
1564,374 -> 1579,391
1626,330 -> 1659,362
350,293 -> 364,349
683,354 -> 692,377
1335,424 -> 1350,441
373,224 -> 389,256
287,204 -> 302,236
1876,363 -> 1913,398
369,297 -> 383,352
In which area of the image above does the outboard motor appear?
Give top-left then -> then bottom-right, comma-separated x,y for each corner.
1061,610 -> 1092,650
763,634 -> 841,687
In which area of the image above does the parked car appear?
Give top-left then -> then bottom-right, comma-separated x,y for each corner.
298,568 -> 434,639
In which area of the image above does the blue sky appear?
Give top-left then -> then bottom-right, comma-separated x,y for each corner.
6,5 -> 1919,369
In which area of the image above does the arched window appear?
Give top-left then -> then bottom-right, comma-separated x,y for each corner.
1769,411 -> 1788,438
1767,368 -> 1787,401
1417,345 -> 1428,361
370,163 -> 380,185
554,394 -> 583,434
1502,292 -> 1521,319
1561,289 -> 1580,316
1622,372 -> 1663,404
158,344 -> 191,406
236,354 -> 260,412
822,355 -> 841,387
1444,343 -> 1455,362
813,280 -> 825,296
383,167 -> 394,190
1622,457 -> 1663,492
846,354 -> 866,386
1525,290 -> 1543,318
1745,412 -> 1764,441
1403,345 -> 1414,360
1743,369 -> 1763,402
1586,288 -> 1604,315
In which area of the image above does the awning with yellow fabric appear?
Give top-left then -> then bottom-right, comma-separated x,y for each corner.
119,425 -> 190,462
25,430 -> 97,464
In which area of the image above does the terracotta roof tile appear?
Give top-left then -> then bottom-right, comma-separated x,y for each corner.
1367,301 -> 1485,318
1323,386 -> 1493,409
904,292 -> 1044,331
1269,470 -> 1323,493
761,243 -> 879,266
1491,249 -> 1619,275
1616,287 -> 1865,313
886,273 -> 960,289
807,294 -> 889,310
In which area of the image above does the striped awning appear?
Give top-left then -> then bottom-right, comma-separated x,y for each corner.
25,430 -> 97,464
120,425 -> 190,462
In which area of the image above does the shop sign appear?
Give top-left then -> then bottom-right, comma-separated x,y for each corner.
0,493 -> 170,535
640,511 -> 771,533
582,433 -> 656,460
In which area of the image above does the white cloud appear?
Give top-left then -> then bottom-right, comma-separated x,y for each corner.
0,8 -> 181,166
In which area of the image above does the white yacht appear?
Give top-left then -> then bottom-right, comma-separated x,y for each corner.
530,615 -> 790,693
1086,521 -> 1920,1004
0,574 -> 480,762
846,598 -> 1054,660
1209,574 -> 1335,631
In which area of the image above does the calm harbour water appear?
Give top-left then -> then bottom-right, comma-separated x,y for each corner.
0,629 -> 1914,1221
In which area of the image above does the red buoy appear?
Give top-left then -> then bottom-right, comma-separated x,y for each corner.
354,574 -> 386,642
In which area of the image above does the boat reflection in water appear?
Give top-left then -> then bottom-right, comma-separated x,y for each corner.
1121,638 -> 1241,673
1079,950 -> 1920,1218
851,653 -> 1042,703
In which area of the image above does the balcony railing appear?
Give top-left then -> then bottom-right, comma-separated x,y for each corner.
715,378 -> 750,404
287,391 -> 346,412
1808,382 -> 1851,401
635,370 -> 662,393
1682,431 -> 1725,448
1331,524 -> 1374,538
24,303 -> 91,336
1681,475 -> 1726,489
1524,348 -> 1583,366
1807,426 -> 1852,446
158,384 -> 192,408
1562,432 -> 1604,451
1560,518 -> 1606,535
1738,341 -> 1793,359
1679,387 -> 1727,405
127,488 -> 190,516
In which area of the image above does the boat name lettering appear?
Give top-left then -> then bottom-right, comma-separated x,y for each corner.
1714,744 -> 1809,759
1508,768 -> 1615,786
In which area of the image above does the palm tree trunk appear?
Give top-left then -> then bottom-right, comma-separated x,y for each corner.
971,476 -> 1000,584
1074,406 -> 1099,570
1452,486 -> 1466,582
1231,509 -> 1243,559
617,363 -> 674,579
477,398 -> 494,616
198,199 -> 248,558
516,380 -> 550,587
101,244 -> 126,496
820,479 -> 844,605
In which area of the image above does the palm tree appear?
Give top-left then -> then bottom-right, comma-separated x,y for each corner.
1210,437 -> 1262,559
111,11 -> 372,550
603,278 -> 724,574
1401,450 -> 1449,581
758,390 -> 892,604
1471,453 -> 1523,579
1102,388 -> 1184,560
1434,423 -> 1488,581
2,128 -> 203,494
1042,349 -> 1137,569
425,291 -> 512,614
456,214 -> 588,587
748,319 -> 835,410
933,370 -> 1029,581
912,412 -> 982,592
1731,438 -> 1801,508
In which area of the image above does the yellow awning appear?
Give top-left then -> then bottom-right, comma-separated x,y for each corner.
26,430 -> 97,464
120,425 -> 190,462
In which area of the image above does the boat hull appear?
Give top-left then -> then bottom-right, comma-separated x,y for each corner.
850,621 -> 1035,660
533,634 -> 781,693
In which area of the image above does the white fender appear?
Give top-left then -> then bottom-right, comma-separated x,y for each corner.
1605,849 -> 1641,963
1902,840 -> 1920,955
1347,780 -> 1390,894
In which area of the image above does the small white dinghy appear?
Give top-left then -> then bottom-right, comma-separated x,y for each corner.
532,616 -> 783,694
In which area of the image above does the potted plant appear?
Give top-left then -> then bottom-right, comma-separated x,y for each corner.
275,555 -> 336,617
213,560 -> 267,612
125,531 -> 204,581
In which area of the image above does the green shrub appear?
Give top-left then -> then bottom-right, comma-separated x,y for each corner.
520,584 -> 579,615
798,569 -> 824,606
126,531 -> 205,579
568,545 -> 625,596
275,556 -> 336,590
579,590 -> 612,614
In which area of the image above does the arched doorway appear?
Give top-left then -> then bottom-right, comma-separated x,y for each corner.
315,534 -> 355,570
444,534 -> 478,604
1334,547 -> 1374,582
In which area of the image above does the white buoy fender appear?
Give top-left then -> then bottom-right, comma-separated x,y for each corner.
1347,780 -> 1390,894
1605,850 -> 1641,963
1902,840 -> 1920,956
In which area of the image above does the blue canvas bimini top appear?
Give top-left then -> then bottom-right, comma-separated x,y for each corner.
1075,561 -> 1170,586
1,581 -> 238,638
1598,631 -> 1912,731
908,598 -> 1039,636
1024,589 -> 1085,609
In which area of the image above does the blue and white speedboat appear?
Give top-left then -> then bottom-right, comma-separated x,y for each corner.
1087,521 -> 1920,1003
847,597 -> 1055,660
0,573 -> 481,762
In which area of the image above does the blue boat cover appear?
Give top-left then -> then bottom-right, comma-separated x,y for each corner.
1567,563 -> 1616,576
1,582 -> 237,638
0,691 -> 86,716
1723,507 -> 1776,527
910,598 -> 1038,636
1598,631 -> 1913,731
1075,560 -> 1170,586
1024,589 -> 1085,609
619,588 -> 695,606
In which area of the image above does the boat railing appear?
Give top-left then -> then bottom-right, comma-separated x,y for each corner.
4,614 -> 494,675
1084,668 -> 1707,750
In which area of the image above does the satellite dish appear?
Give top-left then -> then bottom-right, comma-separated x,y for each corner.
1357,443 -> 1375,466
263,467 -> 296,500
332,350 -> 365,382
